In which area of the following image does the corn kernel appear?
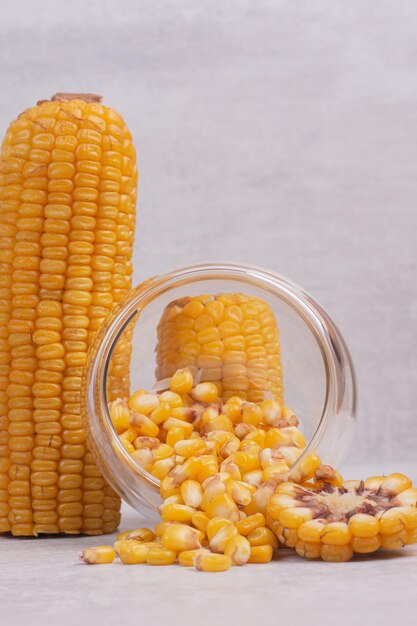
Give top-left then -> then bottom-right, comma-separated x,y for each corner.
247,526 -> 278,549
191,382 -> 218,403
80,545 -> 115,565
146,546 -> 176,565
224,534 -> 251,565
170,368 -> 194,394
236,512 -> 266,536
194,552 -> 231,572
115,540 -> 148,564
248,544 -> 273,563
178,549 -> 207,567
160,503 -> 196,523
180,480 -> 203,508
129,392 -> 160,416
161,523 -> 201,551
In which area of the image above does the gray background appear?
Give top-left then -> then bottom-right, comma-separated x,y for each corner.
1,0 -> 416,463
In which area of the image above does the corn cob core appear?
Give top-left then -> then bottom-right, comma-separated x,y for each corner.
0,93 -> 137,535
155,294 -> 283,404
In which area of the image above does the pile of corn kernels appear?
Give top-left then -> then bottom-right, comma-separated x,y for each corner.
81,368 -> 417,570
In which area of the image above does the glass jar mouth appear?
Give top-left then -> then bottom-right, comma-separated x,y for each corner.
87,262 -> 357,501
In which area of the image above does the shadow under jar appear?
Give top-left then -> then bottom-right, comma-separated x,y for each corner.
82,263 -> 357,516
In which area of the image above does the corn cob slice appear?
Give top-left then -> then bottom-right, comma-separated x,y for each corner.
0,93 -> 137,535
267,473 -> 417,561
155,294 -> 283,404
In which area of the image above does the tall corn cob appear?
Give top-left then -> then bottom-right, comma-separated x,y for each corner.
155,294 -> 283,404
0,93 -> 137,535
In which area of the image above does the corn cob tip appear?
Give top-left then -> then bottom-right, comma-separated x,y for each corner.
36,93 -> 103,105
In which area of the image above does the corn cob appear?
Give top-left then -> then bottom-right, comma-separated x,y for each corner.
0,93 -> 137,535
267,474 -> 417,561
155,294 -> 283,404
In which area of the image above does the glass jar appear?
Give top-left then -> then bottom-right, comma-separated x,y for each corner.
82,263 -> 357,515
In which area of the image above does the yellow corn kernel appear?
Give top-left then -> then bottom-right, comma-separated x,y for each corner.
224,534 -> 251,565
178,549 -> 207,567
119,427 -> 137,443
117,529 -> 133,541
194,552 -> 231,572
242,470 -> 263,488
150,403 -> 172,425
241,402 -> 263,427
174,439 -> 206,458
247,527 -> 278,549
191,382 -> 218,403
146,546 -> 177,565
379,473 -> 412,496
243,428 -> 266,447
160,503 -> 196,523
133,436 -> 160,450
289,452 -> 322,483
393,487 -> 417,507
128,392 -> 160,416
123,527 -> 156,542
297,519 -> 327,543
163,418 -> 193,436
236,512 -> 266,536
154,522 -> 175,538
159,390 -> 184,408
223,398 -> 243,424
166,427 -> 187,447
191,511 -> 210,534
348,514 -> 379,538
115,540 -> 148,564
120,439 -> 135,454
206,518 -> 238,553
351,536 -> 381,554
248,544 -> 273,563
262,462 -> 291,482
130,412 -> 159,438
226,480 -> 254,506
202,414 -> 234,434
377,508 -> 406,535
321,544 -> 353,562
169,368 -> 194,394
232,451 -> 261,474
130,448 -> 153,471
205,493 -> 240,522
196,455 -> 219,483
109,399 -> 131,434
247,480 -> 277,515
159,476 -> 180,499
80,545 -> 115,565
380,530 -> 408,550
278,507 -> 313,529
321,522 -> 351,546
260,400 -> 282,427
200,476 -> 226,509
152,443 -> 174,461
295,540 -> 321,559
150,457 -> 176,480
161,523 -> 201,551
180,480 -> 203,508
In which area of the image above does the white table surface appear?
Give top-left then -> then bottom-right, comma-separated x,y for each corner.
1,462 -> 417,626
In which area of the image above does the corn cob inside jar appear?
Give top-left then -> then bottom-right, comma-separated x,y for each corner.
155,294 -> 284,404
0,93 -> 137,536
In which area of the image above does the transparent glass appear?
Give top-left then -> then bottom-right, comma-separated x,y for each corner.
83,263 -> 357,515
